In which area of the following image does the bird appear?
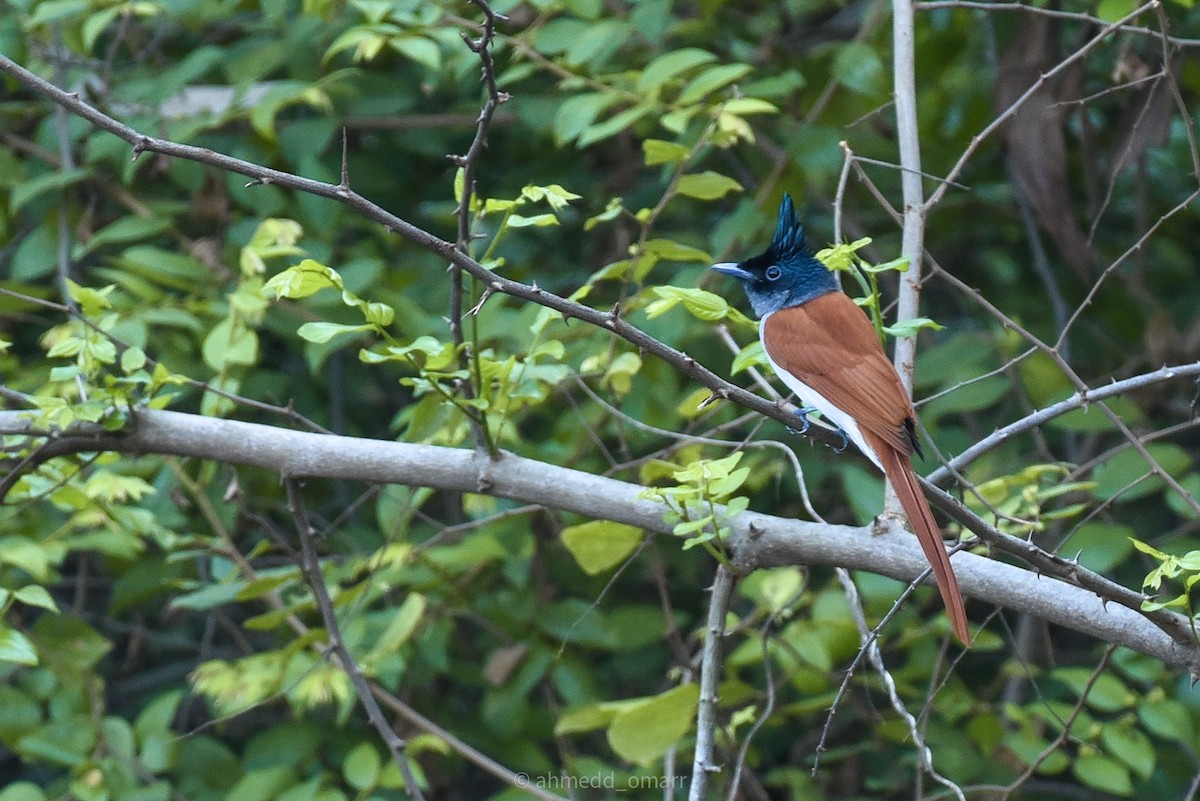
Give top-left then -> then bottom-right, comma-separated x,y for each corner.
711,194 -> 971,646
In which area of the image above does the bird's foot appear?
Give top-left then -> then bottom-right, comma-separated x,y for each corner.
787,406 -> 818,435
833,426 -> 850,453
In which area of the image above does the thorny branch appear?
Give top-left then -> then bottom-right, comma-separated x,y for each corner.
449,0 -> 509,453
689,563 -> 735,801
285,479 -> 427,801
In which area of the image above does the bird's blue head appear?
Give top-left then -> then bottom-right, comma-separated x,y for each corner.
711,194 -> 838,319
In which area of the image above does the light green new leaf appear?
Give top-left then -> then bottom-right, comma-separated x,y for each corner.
676,171 -> 742,200
607,684 -> 699,765
731,340 -> 766,374
507,214 -> 559,228
202,318 -> 258,370
642,238 -> 711,263
264,259 -> 341,299
561,521 -> 644,575
643,139 -> 692,166
646,286 -> 730,321
722,97 -> 778,116
13,586 -> 58,613
0,627 -> 38,666
297,322 -> 374,344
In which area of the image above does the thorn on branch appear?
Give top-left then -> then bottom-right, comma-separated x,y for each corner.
468,286 -> 495,316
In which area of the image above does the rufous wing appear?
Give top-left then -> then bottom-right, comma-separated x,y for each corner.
763,292 -> 970,644
761,293 -> 918,455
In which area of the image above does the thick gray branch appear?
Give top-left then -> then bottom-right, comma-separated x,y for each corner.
2,408 -> 1196,673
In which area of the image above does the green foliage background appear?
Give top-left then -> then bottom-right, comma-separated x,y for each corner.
1,0 -> 1200,799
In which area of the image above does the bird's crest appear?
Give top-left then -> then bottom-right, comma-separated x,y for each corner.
771,194 -> 808,260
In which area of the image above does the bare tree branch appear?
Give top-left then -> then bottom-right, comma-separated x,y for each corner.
689,563 -> 735,801
3,408 -> 1196,673
285,479 -> 426,800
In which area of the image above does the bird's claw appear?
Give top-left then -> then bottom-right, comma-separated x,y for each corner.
833,426 -> 850,453
787,406 -> 818,435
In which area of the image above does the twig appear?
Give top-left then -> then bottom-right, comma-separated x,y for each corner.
689,563 -> 735,801
915,1 -> 1200,48
926,361 -> 1200,484
285,479 -> 426,801
996,646 -> 1117,801
836,568 -> 966,801
925,1 -> 1161,210
0,50 -> 850,455
449,0 -> 508,454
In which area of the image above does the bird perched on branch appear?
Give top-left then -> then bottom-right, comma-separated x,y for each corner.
712,195 -> 970,646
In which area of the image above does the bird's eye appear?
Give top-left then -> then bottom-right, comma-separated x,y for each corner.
764,265 -> 782,280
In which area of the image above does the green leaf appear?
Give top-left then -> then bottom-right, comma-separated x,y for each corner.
560,521 -> 644,575
202,318 -> 259,370
11,168 -> 91,213
883,317 -> 944,338
641,238 -> 711,263
1073,753 -> 1133,796
832,42 -> 886,96
392,35 -> 441,72
555,702 -> 627,735
1093,444 -> 1193,502
643,139 -> 692,166
676,171 -> 742,200
578,104 -> 653,147
265,259 -> 341,299
13,586 -> 58,613
1101,723 -> 1155,780
296,322 -> 374,344
676,63 -> 752,105
83,215 -> 172,253
367,593 -> 426,656
121,346 -> 147,373
646,286 -> 731,321
638,48 -> 717,92
1138,698 -> 1194,743
343,742 -> 381,791
1052,668 -> 1131,712
0,626 -> 38,666
607,684 -> 699,765
731,340 -> 766,374
554,92 -> 622,146
740,567 -> 804,613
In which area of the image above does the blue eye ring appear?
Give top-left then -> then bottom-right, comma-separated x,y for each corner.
765,265 -> 782,280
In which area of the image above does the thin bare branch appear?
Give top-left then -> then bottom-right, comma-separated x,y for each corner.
690,563 -> 735,801
285,479 -> 426,801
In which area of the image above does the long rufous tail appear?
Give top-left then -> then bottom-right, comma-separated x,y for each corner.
867,432 -> 971,645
